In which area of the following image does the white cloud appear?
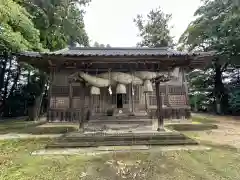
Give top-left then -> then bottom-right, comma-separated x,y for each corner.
84,0 -> 201,47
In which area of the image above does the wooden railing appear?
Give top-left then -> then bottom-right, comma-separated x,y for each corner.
149,106 -> 191,119
47,109 -> 82,122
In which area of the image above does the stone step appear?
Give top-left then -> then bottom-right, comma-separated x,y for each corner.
87,119 -> 152,125
47,139 -> 198,148
61,132 -> 188,141
47,131 -> 198,148
90,115 -> 152,121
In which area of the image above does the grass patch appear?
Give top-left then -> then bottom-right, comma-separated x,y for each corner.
0,139 -> 240,179
166,123 -> 218,131
192,116 -> 218,124
0,120 -> 77,134
0,120 -> 46,134
23,126 -> 77,134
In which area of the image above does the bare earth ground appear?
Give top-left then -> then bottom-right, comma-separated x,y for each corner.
1,116 -> 240,179
189,113 -> 240,148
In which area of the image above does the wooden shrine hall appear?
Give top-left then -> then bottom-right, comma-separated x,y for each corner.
18,47 -> 213,131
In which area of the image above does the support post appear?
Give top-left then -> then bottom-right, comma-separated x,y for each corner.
144,92 -> 148,113
69,81 -> 73,121
79,82 -> 86,132
131,82 -> 135,113
47,66 -> 54,121
155,80 -> 164,131
88,94 -> 92,120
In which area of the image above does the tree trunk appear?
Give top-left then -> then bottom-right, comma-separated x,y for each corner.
0,52 -> 8,91
214,60 -> 228,114
26,73 -> 47,121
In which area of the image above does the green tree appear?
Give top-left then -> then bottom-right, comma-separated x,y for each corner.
18,0 -> 90,120
134,7 -> 173,47
179,0 -> 240,114
0,0 -> 45,117
19,0 -> 90,50
0,0 -> 43,51
93,42 -> 111,48
0,0 -> 90,119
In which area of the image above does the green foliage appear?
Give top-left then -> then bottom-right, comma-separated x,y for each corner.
179,0 -> 240,57
93,42 -> 111,48
0,0 -> 91,117
134,7 -> 173,47
0,0 -> 43,51
229,87 -> 240,114
20,0 -> 90,50
179,0 -> 240,114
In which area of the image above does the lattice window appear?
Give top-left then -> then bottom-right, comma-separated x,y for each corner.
52,86 -> 69,96
169,95 -> 186,106
148,85 -> 166,106
92,95 -> 101,113
133,85 -> 141,104
149,94 -> 165,106
122,94 -> 128,104
50,97 -> 69,108
168,85 -> 185,95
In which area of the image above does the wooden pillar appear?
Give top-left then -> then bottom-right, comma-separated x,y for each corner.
155,80 -> 164,131
47,66 -> 55,121
88,94 -> 93,120
144,92 -> 149,112
79,82 -> 86,132
183,71 -> 190,106
68,81 -> 73,121
131,83 -> 135,113
128,84 -> 131,112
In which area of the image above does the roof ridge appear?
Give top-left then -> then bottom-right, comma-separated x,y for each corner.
69,47 -> 170,50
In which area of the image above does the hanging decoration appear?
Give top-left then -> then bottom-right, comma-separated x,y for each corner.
108,69 -> 112,95
79,72 -> 110,87
90,86 -> 100,95
108,86 -> 112,95
143,80 -> 153,92
98,72 -> 143,85
116,83 -> 127,94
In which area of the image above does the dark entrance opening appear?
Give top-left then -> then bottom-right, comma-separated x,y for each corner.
117,94 -> 123,108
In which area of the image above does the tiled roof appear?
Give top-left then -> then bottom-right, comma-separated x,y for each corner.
19,47 -> 195,57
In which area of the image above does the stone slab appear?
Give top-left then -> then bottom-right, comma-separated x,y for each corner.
0,133 -> 62,140
31,145 -> 211,156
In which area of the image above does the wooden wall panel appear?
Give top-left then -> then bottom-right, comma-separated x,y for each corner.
52,86 -> 69,96
53,72 -> 69,86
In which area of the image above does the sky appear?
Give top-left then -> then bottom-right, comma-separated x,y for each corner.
84,0 -> 202,47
